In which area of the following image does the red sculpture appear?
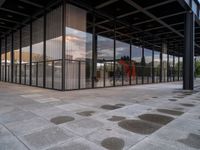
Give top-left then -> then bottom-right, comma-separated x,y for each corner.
118,59 -> 136,80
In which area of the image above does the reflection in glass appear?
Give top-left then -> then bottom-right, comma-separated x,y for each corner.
154,51 -> 160,83
174,56 -> 179,81
13,31 -> 20,83
65,4 -> 92,89
1,39 -> 5,81
46,6 -> 62,89
179,57 -> 183,80
168,55 -> 173,81
131,45 -> 142,84
32,17 -> 44,87
21,25 -> 30,85
7,36 -> 12,82
96,35 -> 114,87
144,48 -> 152,84
116,41 -> 130,86
162,53 -> 167,82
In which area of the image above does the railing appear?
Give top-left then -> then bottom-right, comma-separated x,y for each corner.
0,59 -> 182,90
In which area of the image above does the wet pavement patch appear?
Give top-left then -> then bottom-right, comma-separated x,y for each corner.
108,116 -> 126,122
174,96 -> 185,99
76,111 -> 95,116
101,137 -> 125,150
138,114 -> 174,125
157,109 -> 184,116
101,104 -> 125,110
118,119 -> 161,135
168,98 -> 177,102
180,103 -> 195,107
115,104 -> 125,107
178,133 -> 200,149
173,107 -> 185,111
50,116 -> 75,125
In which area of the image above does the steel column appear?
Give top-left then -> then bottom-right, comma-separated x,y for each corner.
5,36 -> 7,81
30,19 -> 32,85
43,11 -> 46,88
11,32 -> 14,83
62,1 -> 66,91
183,11 -> 194,90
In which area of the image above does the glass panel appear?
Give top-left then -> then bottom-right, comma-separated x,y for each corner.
144,48 -> 152,84
96,35 -> 114,87
162,53 -> 167,82
46,6 -> 62,89
174,56 -> 179,81
32,17 -> 44,87
21,25 -> 30,85
192,1 -> 197,15
131,45 -> 142,84
65,4 -> 93,89
7,35 -> 12,82
13,31 -> 20,83
168,55 -> 173,81
154,50 -> 160,83
1,39 -> 5,81
179,57 -> 183,80
115,40 -> 130,86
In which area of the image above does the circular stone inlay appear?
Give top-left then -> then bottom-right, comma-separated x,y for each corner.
50,116 -> 75,125
118,119 -> 161,135
138,114 -> 174,125
101,137 -> 125,150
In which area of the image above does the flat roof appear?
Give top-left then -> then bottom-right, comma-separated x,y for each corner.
0,0 -> 200,56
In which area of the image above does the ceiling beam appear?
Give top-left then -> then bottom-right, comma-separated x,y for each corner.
97,11 -> 186,35
124,0 -> 184,38
93,0 -> 176,26
0,18 -> 26,25
0,0 -> 5,7
0,25 -> 13,30
0,8 -> 30,17
95,0 -> 118,9
18,0 -> 44,8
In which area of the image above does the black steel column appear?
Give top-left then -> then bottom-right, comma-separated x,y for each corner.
160,51 -> 162,82
183,11 -> 194,90
141,45 -> 144,84
5,36 -> 7,81
152,48 -> 155,83
178,56 -> 180,81
62,1 -> 66,91
113,21 -> 116,87
92,15 -> 96,88
43,11 -> 46,88
30,19 -> 32,85
19,28 -> 22,84
129,39 -> 132,85
167,53 -> 169,82
173,54 -> 175,81
0,38 -> 1,81
11,32 -> 14,83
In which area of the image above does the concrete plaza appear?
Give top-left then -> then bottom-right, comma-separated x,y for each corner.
0,81 -> 200,150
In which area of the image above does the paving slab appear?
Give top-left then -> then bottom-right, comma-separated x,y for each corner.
21,126 -> 74,150
46,137 -> 106,150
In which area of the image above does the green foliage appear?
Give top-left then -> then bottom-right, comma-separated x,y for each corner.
195,60 -> 200,77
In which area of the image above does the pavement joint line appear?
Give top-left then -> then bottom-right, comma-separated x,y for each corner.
0,122 -> 31,150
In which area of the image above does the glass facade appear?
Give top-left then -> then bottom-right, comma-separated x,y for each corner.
0,3 -> 183,91
154,50 -> 160,83
131,45 -> 142,84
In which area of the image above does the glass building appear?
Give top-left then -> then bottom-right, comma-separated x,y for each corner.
0,0 -> 199,90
